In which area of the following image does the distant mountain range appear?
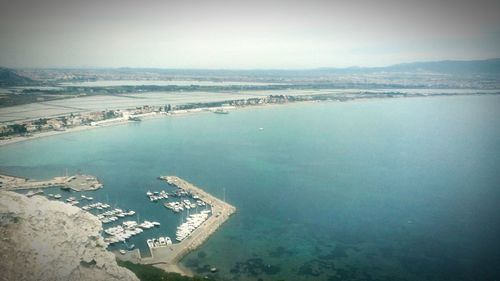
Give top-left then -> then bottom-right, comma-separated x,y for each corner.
1,58 -> 499,86
114,58 -> 500,76
356,58 -> 500,74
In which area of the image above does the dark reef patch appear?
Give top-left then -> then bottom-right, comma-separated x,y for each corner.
229,258 -> 281,277
197,251 -> 207,259
185,258 -> 199,268
268,246 -> 294,258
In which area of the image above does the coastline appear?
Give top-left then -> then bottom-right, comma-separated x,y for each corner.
1,93 -> 499,148
0,104 -> 249,147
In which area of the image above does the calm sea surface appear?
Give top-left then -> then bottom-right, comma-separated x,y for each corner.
1,95 -> 499,281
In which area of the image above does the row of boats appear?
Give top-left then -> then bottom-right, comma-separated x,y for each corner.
53,194 -> 95,205
81,202 -> 111,211
96,208 -> 136,224
104,220 -> 160,244
146,190 -> 169,202
80,202 -> 136,224
147,236 -> 173,248
164,198 -> 207,213
176,210 -> 211,242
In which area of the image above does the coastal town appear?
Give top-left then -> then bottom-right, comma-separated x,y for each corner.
0,94 -> 323,141
1,89 -> 477,143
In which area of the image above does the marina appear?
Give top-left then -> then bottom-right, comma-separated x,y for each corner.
16,172 -> 236,275
117,176 -> 236,275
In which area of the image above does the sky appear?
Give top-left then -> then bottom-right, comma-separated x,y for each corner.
0,0 -> 499,69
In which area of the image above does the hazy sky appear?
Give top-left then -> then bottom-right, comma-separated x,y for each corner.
1,0 -> 499,68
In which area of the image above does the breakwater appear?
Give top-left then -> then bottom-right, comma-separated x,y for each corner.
137,176 -> 236,274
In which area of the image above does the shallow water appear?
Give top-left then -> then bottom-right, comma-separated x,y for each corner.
1,95 -> 499,280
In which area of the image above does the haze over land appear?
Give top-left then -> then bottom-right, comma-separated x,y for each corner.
1,0 -> 500,69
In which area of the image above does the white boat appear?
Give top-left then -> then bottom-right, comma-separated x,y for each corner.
159,237 -> 166,246
54,194 -> 62,199
213,108 -> 229,114
147,239 -> 154,248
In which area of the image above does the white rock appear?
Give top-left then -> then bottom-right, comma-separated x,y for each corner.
0,191 -> 139,281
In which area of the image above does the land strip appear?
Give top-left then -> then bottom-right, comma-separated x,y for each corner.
0,173 -> 102,191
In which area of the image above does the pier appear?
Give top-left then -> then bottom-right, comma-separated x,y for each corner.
0,173 -> 103,191
121,176 -> 236,275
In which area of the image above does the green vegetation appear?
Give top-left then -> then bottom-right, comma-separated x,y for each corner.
117,260 -> 216,281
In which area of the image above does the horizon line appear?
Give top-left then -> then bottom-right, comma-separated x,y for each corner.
2,57 -> 500,71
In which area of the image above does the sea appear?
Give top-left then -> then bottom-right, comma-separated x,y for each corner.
1,95 -> 499,281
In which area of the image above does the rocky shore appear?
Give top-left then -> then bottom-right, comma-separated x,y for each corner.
0,191 -> 139,281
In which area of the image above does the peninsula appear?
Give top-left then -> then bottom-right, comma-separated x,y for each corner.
0,173 -> 103,191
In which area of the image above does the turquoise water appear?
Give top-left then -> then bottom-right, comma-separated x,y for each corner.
1,95 -> 500,280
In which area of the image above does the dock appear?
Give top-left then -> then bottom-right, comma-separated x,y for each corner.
0,173 -> 103,191
131,176 -> 236,274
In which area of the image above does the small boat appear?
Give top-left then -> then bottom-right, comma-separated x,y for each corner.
119,250 -> 126,255
54,194 -> 62,199
213,108 -> 229,114
159,237 -> 166,246
26,189 -> 43,197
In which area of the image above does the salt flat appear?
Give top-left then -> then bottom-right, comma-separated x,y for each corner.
0,90 -> 319,122
1,88 -> 498,123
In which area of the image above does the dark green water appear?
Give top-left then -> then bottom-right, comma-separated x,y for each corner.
1,95 -> 499,281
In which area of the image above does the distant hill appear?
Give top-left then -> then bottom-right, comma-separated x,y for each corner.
116,58 -> 500,76
0,67 -> 35,86
314,58 -> 500,75
383,58 -> 500,74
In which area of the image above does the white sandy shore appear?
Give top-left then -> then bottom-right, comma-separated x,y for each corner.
0,94 -> 456,147
0,107 -> 222,147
